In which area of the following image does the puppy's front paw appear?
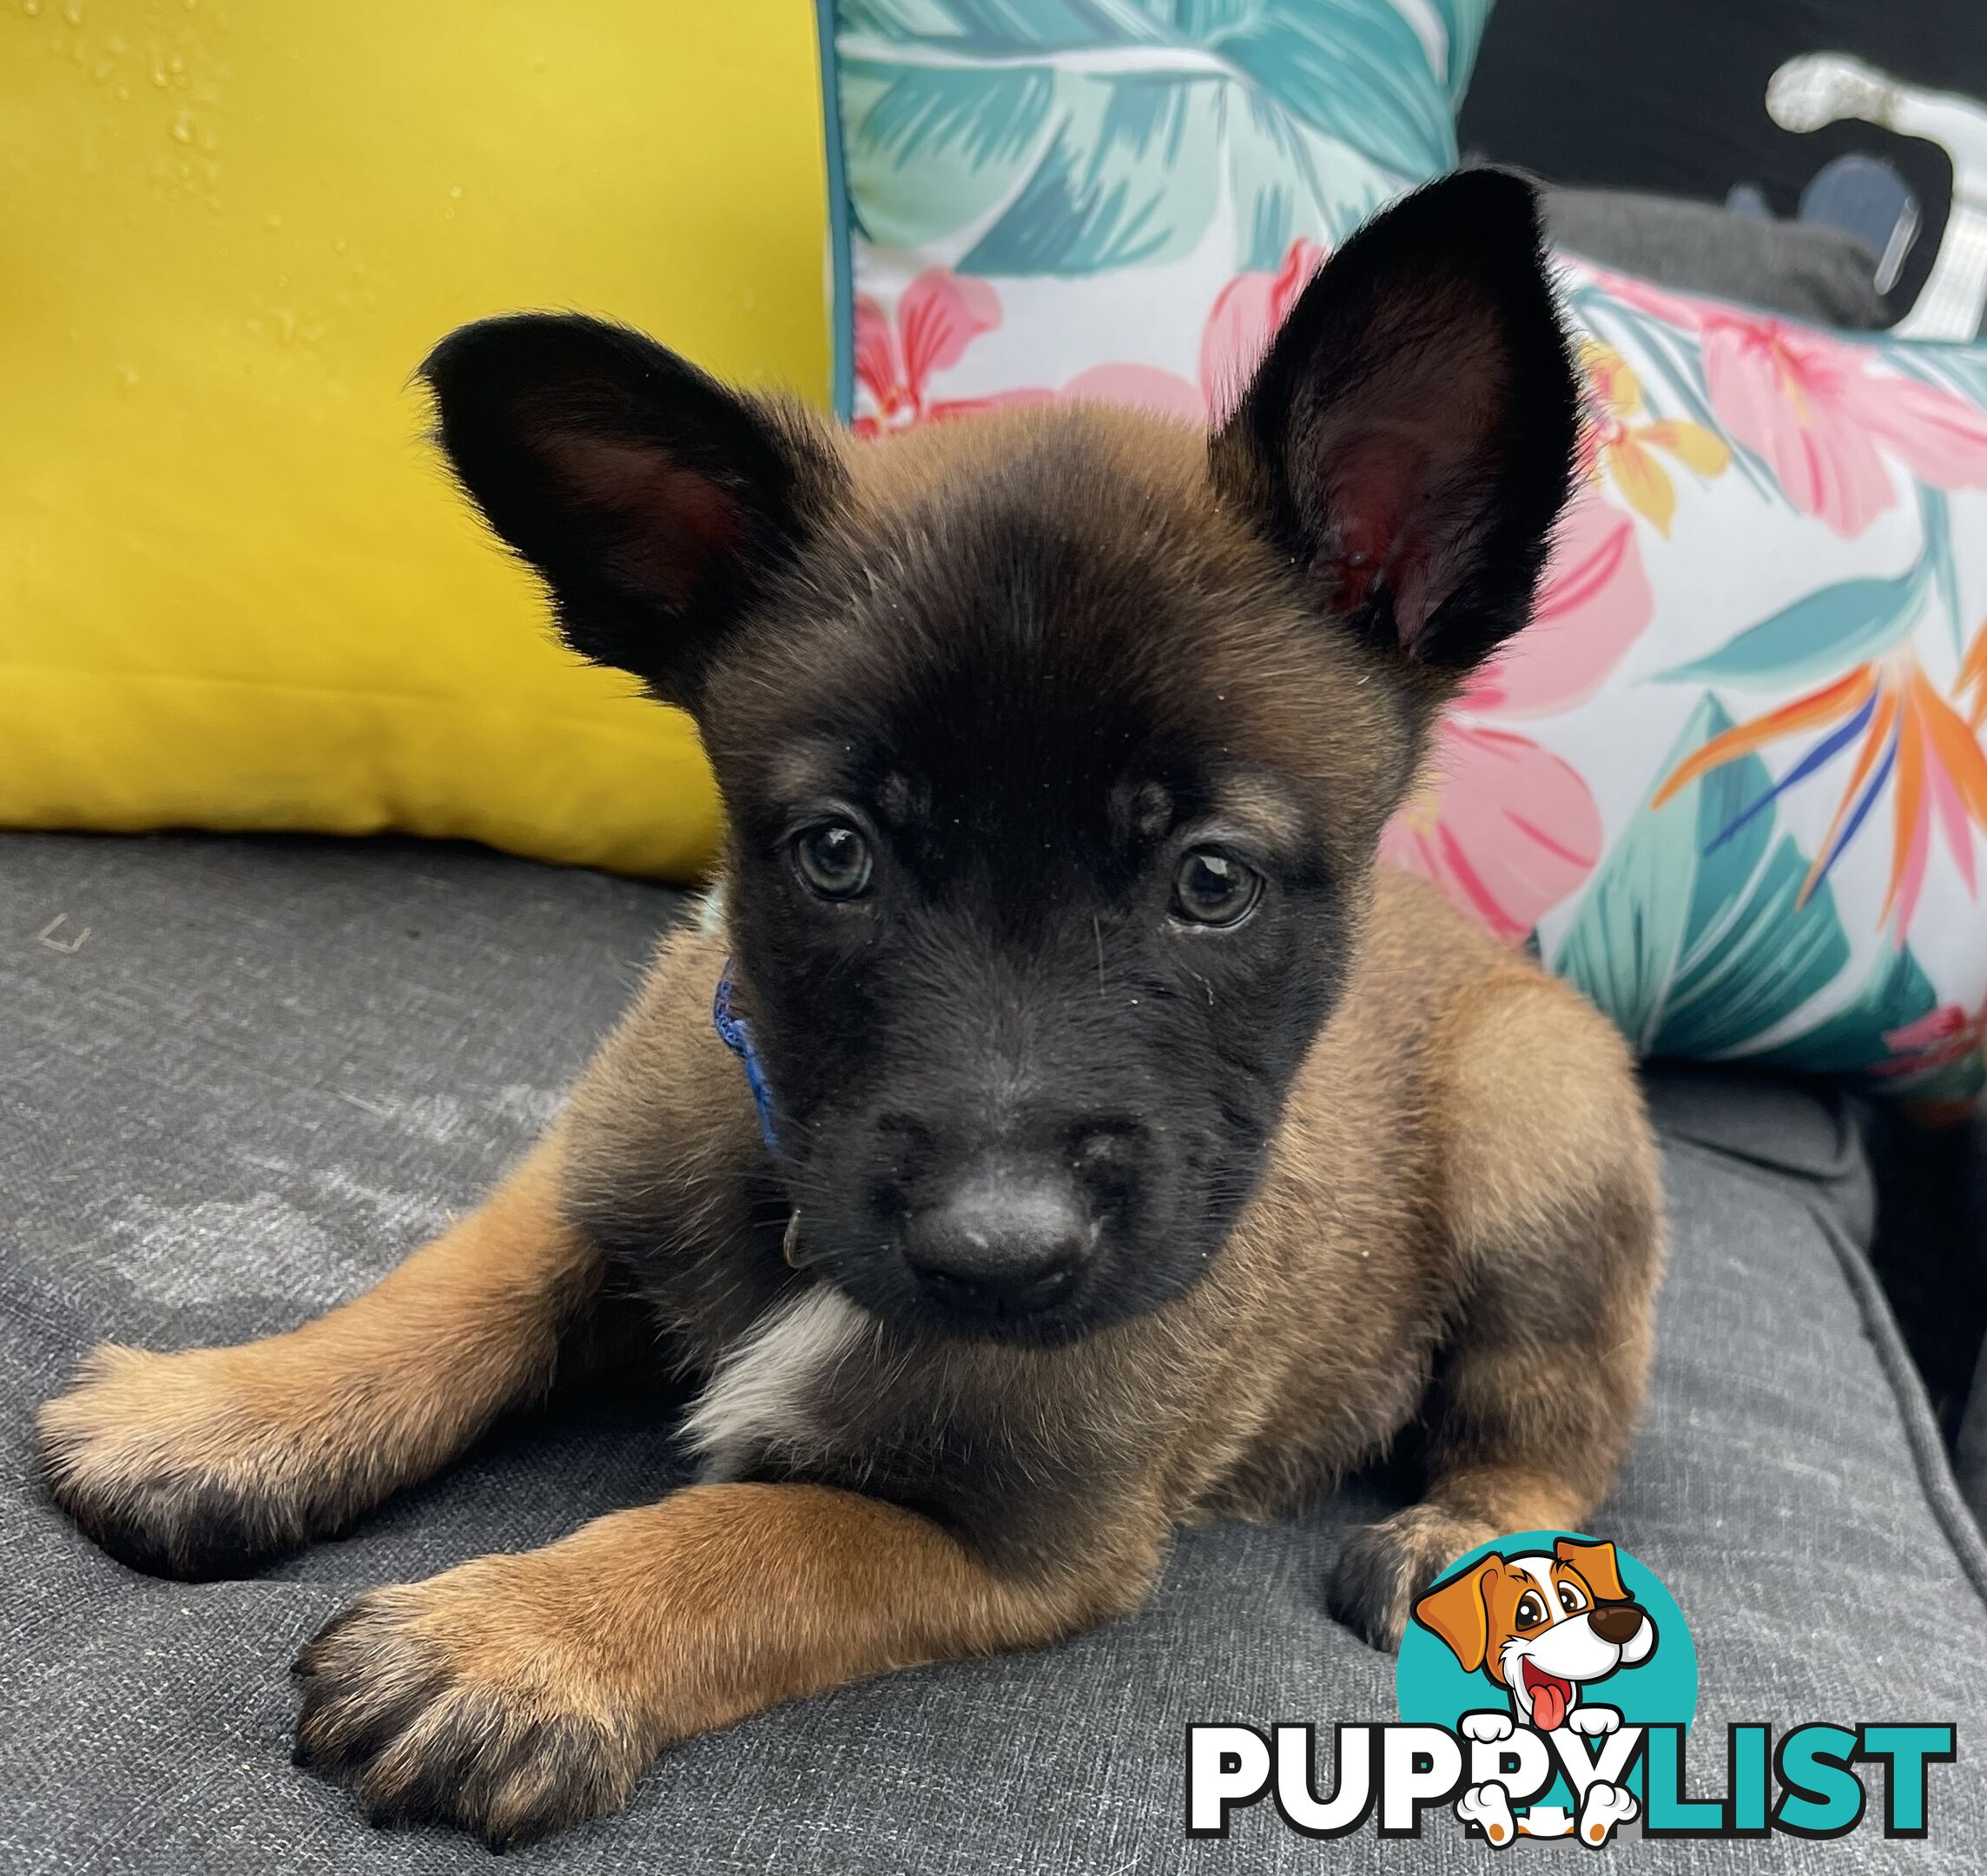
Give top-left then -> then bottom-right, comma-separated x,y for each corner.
1327,1507 -> 1495,1651
1578,1780 -> 1638,1845
1456,1781 -> 1518,1846
1569,1704 -> 1621,1736
1462,1710 -> 1515,1744
36,1343 -> 325,1579
293,1558 -> 650,1849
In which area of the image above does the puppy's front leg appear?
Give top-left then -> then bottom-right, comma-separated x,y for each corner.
36,1136 -> 601,1578
294,1482 -> 1153,1846
1330,970 -> 1664,1647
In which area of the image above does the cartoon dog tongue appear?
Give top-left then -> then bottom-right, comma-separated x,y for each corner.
1524,1663 -> 1570,1730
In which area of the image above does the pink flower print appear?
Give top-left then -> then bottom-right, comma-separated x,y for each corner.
1595,270 -> 1987,536
1052,362 -> 1206,422
1040,239 -> 1330,424
1380,725 -> 1605,946
852,270 -> 1004,437
1481,489 -> 1655,717
851,241 -> 1331,432
1197,238 -> 1328,421
1379,488 -> 1655,941
1876,1000 -> 1986,1080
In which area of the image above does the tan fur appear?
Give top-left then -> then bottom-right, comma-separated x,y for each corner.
36,1139 -> 599,1575
294,1481 -> 1145,1844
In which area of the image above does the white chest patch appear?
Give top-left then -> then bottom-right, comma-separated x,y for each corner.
681,1285 -> 872,1480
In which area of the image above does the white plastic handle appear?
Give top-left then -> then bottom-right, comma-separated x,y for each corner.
1768,52 -> 1987,342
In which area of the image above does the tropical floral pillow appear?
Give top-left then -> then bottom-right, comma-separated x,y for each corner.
1407,268 -> 1987,1113
822,0 -> 1495,423
820,3 -> 1987,1108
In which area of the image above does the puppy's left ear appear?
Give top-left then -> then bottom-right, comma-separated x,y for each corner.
1412,1556 -> 1502,1674
1555,1536 -> 1631,1603
1210,168 -> 1580,680
421,313 -> 848,711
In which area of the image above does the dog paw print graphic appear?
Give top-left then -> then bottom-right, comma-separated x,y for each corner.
1396,1531 -> 1699,1847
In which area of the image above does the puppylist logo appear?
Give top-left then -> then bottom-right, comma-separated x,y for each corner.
1187,1532 -> 1957,1847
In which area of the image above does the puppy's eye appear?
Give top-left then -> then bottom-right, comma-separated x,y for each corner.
1172,849 -> 1262,928
793,822 -> 873,901
1515,1592 -> 1548,1629
1557,1582 -> 1588,1615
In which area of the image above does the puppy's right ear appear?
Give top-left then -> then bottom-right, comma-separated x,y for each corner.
421,314 -> 847,710
1210,169 -> 1578,685
1555,1536 -> 1631,1603
1411,1556 -> 1502,1674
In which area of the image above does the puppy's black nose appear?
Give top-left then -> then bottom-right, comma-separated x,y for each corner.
904,1170 -> 1093,1316
1589,1602 -> 1645,1647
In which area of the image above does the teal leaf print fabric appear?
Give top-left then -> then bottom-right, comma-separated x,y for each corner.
1558,697 -> 1854,1063
1557,699 -> 1963,1101
1659,491 -> 1947,690
835,0 -> 1485,275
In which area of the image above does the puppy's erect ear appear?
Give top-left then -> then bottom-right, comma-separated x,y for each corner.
1412,1556 -> 1502,1675
1210,168 -> 1580,679
1555,1536 -> 1631,1604
421,314 -> 847,710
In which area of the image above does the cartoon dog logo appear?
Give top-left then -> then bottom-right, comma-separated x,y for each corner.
1413,1536 -> 1658,1845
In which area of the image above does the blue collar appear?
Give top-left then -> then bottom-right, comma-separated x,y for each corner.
712,959 -> 779,1156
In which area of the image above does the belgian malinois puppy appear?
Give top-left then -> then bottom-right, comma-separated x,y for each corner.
37,170 -> 1661,1847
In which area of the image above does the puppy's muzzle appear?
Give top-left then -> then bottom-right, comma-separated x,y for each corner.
903,1166 -> 1097,1318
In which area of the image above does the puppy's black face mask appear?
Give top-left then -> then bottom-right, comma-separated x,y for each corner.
422,171 -> 1580,1344
704,491 -> 1364,1341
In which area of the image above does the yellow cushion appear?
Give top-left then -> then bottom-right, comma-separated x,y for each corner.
0,1 -> 829,879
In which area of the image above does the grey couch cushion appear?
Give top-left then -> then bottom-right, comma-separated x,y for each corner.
3,831 -> 1984,1873
1543,185 -> 1892,329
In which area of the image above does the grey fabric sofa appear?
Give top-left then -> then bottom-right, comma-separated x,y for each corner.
4,829 -> 1984,1873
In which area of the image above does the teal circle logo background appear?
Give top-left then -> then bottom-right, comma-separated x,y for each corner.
1395,1531 -> 1698,1805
